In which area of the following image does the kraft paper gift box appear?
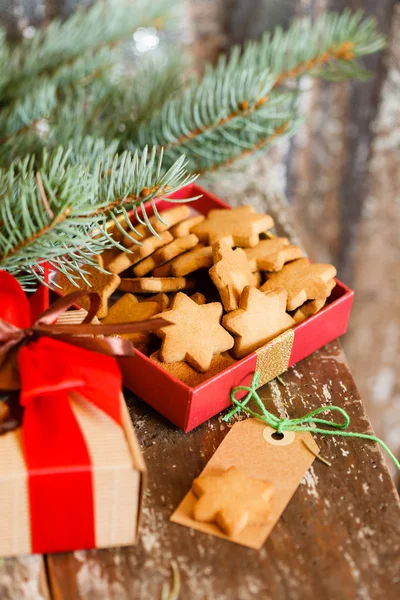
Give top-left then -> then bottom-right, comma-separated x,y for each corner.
0,393 -> 146,557
0,273 -> 146,557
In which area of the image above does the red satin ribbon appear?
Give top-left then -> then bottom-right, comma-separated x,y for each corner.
0,272 -> 122,553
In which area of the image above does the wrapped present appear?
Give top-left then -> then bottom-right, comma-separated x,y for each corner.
0,271 -> 167,557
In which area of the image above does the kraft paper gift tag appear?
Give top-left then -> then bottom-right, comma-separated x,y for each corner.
171,418 -> 319,549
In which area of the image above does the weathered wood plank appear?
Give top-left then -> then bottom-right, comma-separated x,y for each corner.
343,4 -> 400,483
46,341 -> 400,600
0,556 -> 50,600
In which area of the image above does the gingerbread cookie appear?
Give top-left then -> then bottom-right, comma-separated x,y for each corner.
190,292 -> 206,305
58,267 -> 120,319
145,292 -> 170,311
133,233 -> 199,277
169,214 -> 205,238
222,286 -> 295,358
149,351 -> 235,386
152,261 -> 173,277
291,279 -> 335,323
105,205 -> 191,247
105,213 -> 145,244
153,245 -> 213,277
102,293 -> 160,345
56,307 -> 102,325
244,238 -> 303,272
261,258 -> 337,311
192,205 -> 274,248
149,205 -> 191,233
192,466 -> 274,536
107,230 -> 173,274
101,248 -> 122,271
154,293 -> 234,372
292,298 -> 326,323
170,245 -> 213,277
209,242 -> 255,311
119,277 -> 194,294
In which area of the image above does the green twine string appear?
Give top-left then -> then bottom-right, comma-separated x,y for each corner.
223,372 -> 400,471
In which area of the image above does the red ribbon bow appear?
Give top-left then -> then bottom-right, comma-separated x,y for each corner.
0,271 -> 165,553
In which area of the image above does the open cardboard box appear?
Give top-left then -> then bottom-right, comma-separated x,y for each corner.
33,184 -> 354,433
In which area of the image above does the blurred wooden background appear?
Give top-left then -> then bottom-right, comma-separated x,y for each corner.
1,0 -> 399,470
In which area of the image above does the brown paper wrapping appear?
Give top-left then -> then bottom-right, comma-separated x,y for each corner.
0,392 -> 146,557
255,328 -> 294,387
171,418 -> 318,549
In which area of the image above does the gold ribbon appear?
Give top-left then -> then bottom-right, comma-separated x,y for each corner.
255,329 -> 294,387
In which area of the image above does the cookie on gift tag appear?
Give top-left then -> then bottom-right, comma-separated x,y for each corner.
58,267 -> 120,319
192,466 -> 274,536
209,242 -> 255,311
133,233 -> 199,277
149,351 -> 235,386
170,214 -> 205,238
261,258 -> 337,311
119,277 -> 194,294
154,293 -> 234,372
106,231 -> 173,275
101,293 -> 160,345
222,286 -> 295,359
244,238 -> 303,272
192,205 -> 274,248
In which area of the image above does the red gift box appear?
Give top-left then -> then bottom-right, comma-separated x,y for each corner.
116,184 -> 354,432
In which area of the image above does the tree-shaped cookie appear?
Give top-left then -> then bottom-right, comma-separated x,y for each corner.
192,466 -> 274,536
222,286 -> 295,358
154,293 -> 234,372
192,206 -> 274,248
261,258 -> 337,311
209,242 -> 256,311
244,238 -> 303,272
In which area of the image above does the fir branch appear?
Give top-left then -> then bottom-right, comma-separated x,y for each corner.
0,30 -> 9,95
134,10 -> 384,173
0,146 -> 196,287
243,9 -> 385,85
0,82 -> 57,144
134,49 -> 294,172
198,120 -> 295,174
6,0 -> 175,89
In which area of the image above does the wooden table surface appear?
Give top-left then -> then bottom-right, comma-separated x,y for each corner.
1,191 -> 400,600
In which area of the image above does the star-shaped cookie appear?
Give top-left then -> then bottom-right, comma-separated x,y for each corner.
192,466 -> 274,536
222,286 -> 295,358
261,258 -> 337,311
244,238 -> 303,272
192,205 -> 274,248
209,242 -> 256,311
154,293 -> 234,372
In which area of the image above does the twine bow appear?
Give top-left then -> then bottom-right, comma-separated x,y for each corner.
224,372 -> 400,471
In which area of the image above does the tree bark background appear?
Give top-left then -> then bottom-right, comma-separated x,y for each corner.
1,0 -> 399,470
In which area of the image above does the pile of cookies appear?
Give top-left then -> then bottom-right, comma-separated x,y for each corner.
58,204 -> 337,386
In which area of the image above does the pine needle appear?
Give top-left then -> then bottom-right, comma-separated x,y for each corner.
161,561 -> 181,600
